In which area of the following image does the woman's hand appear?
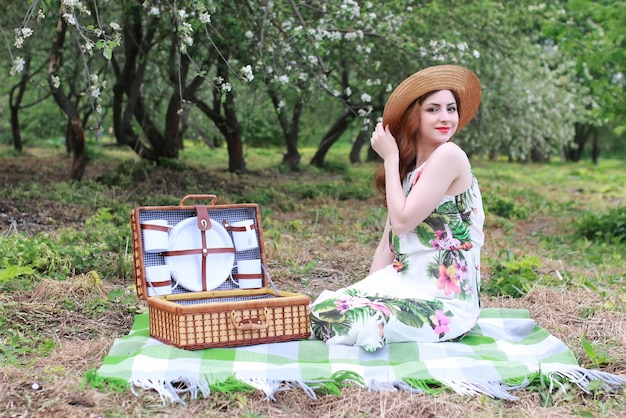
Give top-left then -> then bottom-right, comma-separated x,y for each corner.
370,123 -> 399,162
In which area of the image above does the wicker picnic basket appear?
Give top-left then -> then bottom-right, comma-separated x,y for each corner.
130,194 -> 311,350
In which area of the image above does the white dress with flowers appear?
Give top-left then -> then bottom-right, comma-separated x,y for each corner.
310,165 -> 485,352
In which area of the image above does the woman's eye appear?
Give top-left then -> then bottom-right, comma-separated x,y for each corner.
447,106 -> 457,112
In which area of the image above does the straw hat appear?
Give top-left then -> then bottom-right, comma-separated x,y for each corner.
382,65 -> 481,136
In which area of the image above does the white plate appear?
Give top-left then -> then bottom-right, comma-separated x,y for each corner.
164,217 -> 234,292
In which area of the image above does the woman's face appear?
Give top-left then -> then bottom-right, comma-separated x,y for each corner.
417,89 -> 459,144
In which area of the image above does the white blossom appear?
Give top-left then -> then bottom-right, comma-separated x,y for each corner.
199,12 -> 211,24
277,75 -> 289,85
51,74 -> 61,89
10,57 -> 25,76
340,0 -> 361,19
82,40 -> 94,54
473,50 -> 480,58
241,65 -> 254,82
329,31 -> 342,41
358,107 -> 372,117
345,87 -> 352,96
245,31 -> 254,39
63,13 -> 76,26
62,0 -> 90,15
110,22 -> 121,31
20,28 -> 33,38
181,22 -> 193,34
148,6 -> 160,16
361,93 -> 371,102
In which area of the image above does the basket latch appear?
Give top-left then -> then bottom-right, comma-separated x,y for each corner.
195,205 -> 212,231
231,308 -> 271,331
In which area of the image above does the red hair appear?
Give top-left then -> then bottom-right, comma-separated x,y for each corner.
374,90 -> 460,206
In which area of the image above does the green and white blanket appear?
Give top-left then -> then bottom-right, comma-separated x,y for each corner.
89,308 -> 625,404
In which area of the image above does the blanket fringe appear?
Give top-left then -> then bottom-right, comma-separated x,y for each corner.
541,364 -> 626,394
439,379 -> 523,400
131,377 -> 210,406
235,377 -> 288,401
286,380 -> 323,400
393,380 -> 425,394
116,366 -> 626,405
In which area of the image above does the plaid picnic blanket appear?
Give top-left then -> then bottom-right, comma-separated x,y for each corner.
88,308 -> 625,404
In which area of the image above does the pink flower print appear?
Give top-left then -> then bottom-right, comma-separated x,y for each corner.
436,264 -> 462,295
431,310 -> 451,335
430,225 -> 461,250
459,241 -> 473,251
411,168 -> 423,188
336,296 -> 371,313
393,259 -> 405,272
366,301 -> 392,317
336,296 -> 391,316
454,260 -> 469,283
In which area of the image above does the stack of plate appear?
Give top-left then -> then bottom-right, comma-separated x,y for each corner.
165,217 -> 235,292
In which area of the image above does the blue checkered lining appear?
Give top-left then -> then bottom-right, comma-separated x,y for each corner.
174,293 -> 277,306
139,206 -> 266,298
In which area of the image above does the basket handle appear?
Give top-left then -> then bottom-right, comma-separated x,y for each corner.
179,194 -> 217,206
231,308 -> 271,331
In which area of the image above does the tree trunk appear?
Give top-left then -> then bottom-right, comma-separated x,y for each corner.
591,128 -> 599,165
48,6 -> 88,181
160,46 -> 191,160
282,143 -> 301,171
566,123 -> 591,162
111,4 -> 163,161
349,129 -> 369,164
281,104 -> 302,171
222,90 -> 246,173
9,59 -> 32,153
265,85 -> 303,171
310,110 -> 355,167
530,146 -> 550,163
183,65 -> 246,173
366,145 -> 380,163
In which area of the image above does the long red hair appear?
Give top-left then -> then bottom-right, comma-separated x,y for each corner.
374,90 -> 461,206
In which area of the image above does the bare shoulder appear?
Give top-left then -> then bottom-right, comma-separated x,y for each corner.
430,142 -> 470,165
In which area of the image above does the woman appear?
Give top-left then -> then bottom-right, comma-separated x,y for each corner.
310,65 -> 485,352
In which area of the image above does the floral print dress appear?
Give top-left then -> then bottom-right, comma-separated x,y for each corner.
310,165 -> 485,352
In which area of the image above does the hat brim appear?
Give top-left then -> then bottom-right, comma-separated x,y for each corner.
382,65 -> 481,136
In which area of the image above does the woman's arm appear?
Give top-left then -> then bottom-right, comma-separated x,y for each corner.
385,142 -> 471,235
369,216 -> 395,274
